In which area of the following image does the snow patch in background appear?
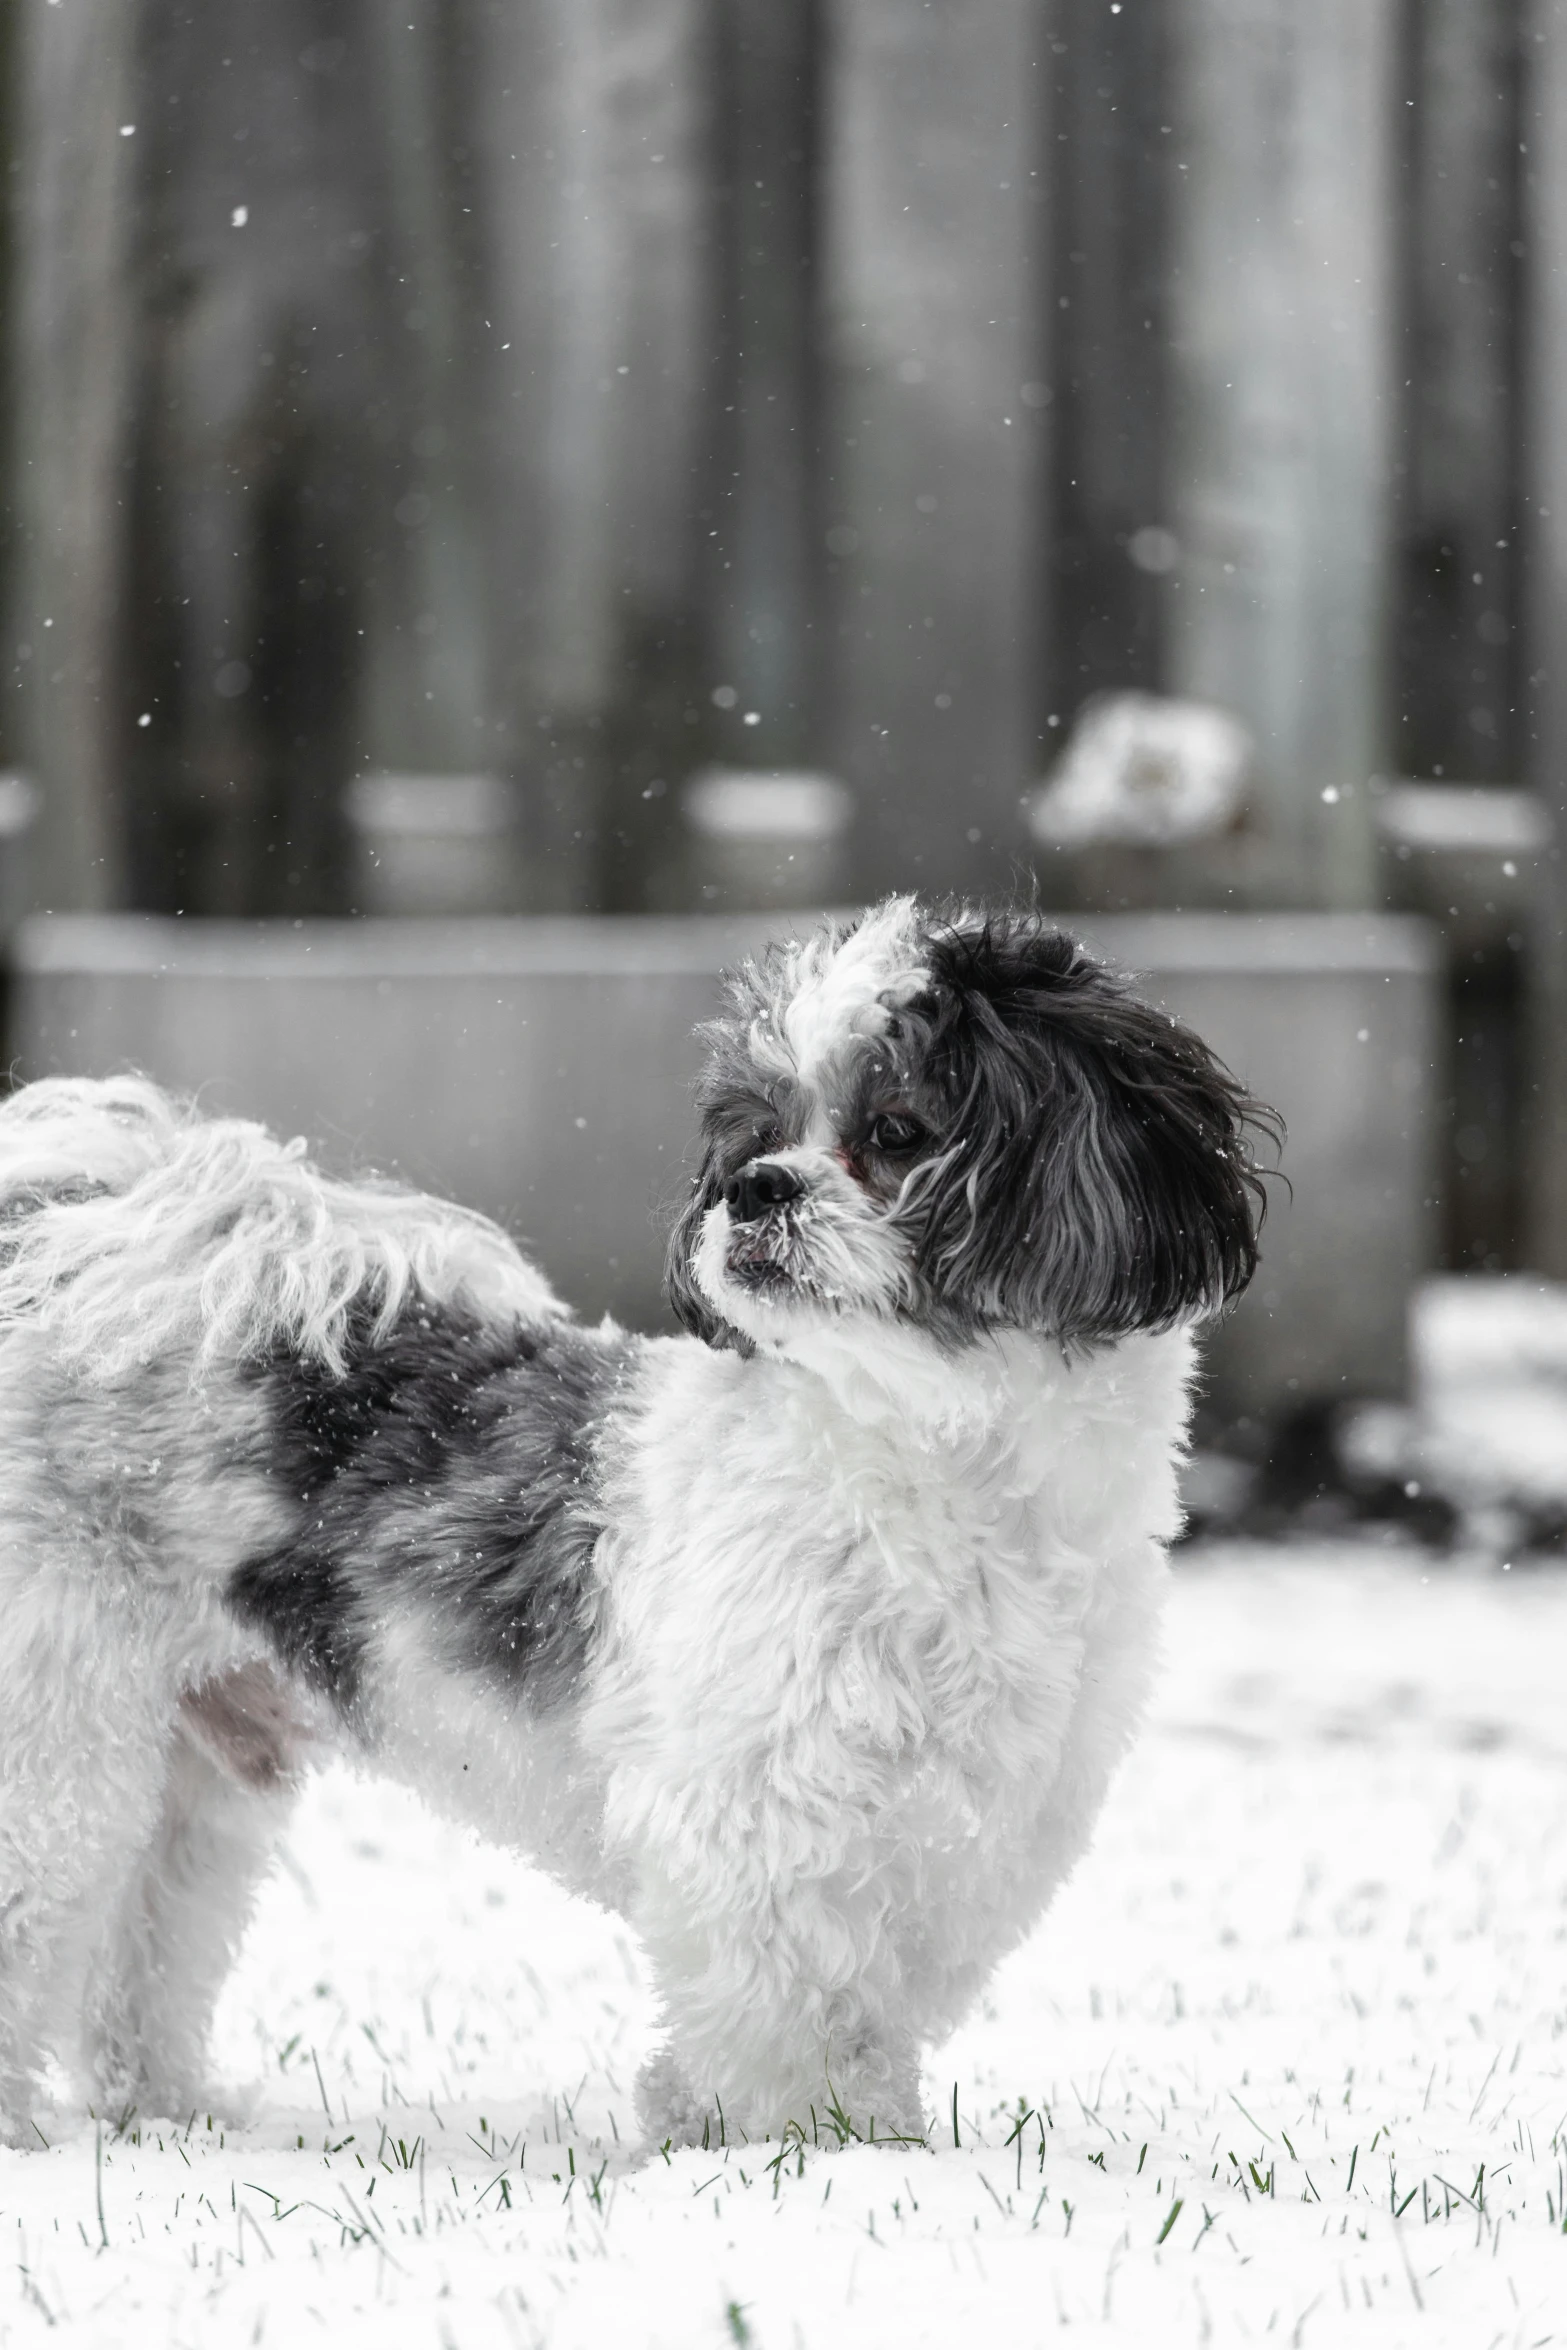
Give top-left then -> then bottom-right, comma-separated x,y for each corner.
1341,1273 -> 1567,1538
1026,691 -> 1253,849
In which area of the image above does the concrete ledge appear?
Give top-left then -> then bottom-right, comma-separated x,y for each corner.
16,912 -> 802,980
9,910 -> 1442,1426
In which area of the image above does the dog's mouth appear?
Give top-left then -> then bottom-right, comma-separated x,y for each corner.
724,1211 -> 806,1294
728,1255 -> 797,1294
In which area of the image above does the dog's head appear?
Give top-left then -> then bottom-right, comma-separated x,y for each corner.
666,899 -> 1279,1356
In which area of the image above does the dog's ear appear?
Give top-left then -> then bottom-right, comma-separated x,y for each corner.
666,976 -> 788,1351
664,1135 -> 739,1348
913,914 -> 1279,1344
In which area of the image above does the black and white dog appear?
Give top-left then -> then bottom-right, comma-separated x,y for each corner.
0,900 -> 1272,2149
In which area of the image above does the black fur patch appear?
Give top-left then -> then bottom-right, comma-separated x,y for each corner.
229,1301 -> 637,1714
227,1540 -> 364,1705
908,914 -> 1277,1342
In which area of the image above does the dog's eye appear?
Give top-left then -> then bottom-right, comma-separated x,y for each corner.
865,1111 -> 927,1156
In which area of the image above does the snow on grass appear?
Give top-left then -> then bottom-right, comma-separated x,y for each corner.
1,1545 -> 1564,2347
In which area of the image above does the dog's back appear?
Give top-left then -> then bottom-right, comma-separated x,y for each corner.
0,1075 -> 587,2143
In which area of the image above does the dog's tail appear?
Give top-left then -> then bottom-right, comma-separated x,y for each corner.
0,1074 -> 562,1379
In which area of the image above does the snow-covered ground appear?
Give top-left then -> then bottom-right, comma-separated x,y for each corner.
1,1545 -> 1563,2348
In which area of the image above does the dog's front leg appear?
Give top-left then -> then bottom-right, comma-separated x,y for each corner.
629,1863 -> 928,2151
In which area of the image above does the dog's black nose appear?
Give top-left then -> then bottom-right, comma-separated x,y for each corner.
724,1160 -> 806,1224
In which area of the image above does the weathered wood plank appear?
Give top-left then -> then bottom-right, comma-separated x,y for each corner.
1397,0 -> 1522,786
702,0 -> 819,775
471,0 -> 710,907
1164,0 -> 1397,907
1521,0 -> 1567,1268
13,0 -> 140,910
1048,0 -> 1171,713
822,0 -> 1048,899
117,1 -> 399,915
358,2 -> 487,784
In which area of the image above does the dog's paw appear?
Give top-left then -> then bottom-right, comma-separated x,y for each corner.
634,2046 -> 712,2150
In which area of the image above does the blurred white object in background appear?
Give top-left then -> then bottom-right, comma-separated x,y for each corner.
1372,780 -> 1549,948
1372,781 -> 1549,861
345,773 -> 520,916
682,768 -> 852,909
0,773 -> 39,937
1340,1275 -> 1567,1539
1027,692 -> 1253,849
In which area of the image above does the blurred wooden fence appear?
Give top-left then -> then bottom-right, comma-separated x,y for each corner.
0,0 -> 1562,964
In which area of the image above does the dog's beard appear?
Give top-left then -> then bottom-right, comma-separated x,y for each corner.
693,1158 -> 917,1343
722,1209 -> 804,1296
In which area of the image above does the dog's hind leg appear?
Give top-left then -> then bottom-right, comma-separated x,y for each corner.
0,1671 -> 174,2148
81,1667 -> 308,2126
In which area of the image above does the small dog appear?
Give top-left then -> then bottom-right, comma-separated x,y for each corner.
0,900 -> 1272,2149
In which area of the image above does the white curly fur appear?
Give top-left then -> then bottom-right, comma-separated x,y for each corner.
0,1076 -> 560,1378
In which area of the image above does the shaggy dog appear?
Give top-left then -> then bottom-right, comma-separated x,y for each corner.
0,899 -> 1272,2149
